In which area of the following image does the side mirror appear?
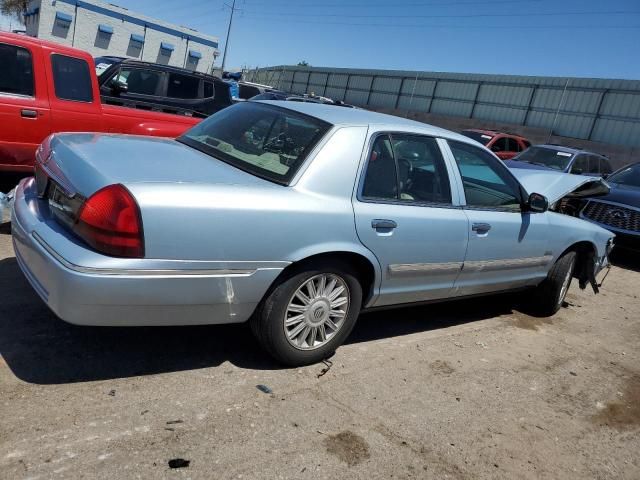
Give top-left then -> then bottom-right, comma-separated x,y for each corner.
491,145 -> 501,152
110,81 -> 128,95
602,173 -> 609,179
571,167 -> 583,175
527,192 -> 549,213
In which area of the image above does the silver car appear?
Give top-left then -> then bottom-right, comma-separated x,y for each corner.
12,102 -> 614,366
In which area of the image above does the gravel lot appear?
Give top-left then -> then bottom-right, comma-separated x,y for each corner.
0,207 -> 639,479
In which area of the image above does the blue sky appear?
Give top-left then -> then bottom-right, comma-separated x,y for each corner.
4,0 -> 640,79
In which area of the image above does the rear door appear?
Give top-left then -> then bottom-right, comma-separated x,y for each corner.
45,50 -> 103,134
353,133 -> 469,306
0,40 -> 51,170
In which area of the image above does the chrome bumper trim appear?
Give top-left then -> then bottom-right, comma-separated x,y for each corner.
32,232 -> 257,277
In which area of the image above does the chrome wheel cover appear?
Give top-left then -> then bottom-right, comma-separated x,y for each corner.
284,274 -> 350,351
558,264 -> 573,306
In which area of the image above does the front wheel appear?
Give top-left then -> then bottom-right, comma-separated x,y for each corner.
530,251 -> 576,317
250,261 -> 363,366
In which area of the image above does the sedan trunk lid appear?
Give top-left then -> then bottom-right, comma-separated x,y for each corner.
42,133 -> 271,198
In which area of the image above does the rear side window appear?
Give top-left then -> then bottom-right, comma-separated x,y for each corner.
0,43 -> 34,96
167,73 -> 199,99
204,81 -> 214,98
600,157 -> 613,175
51,54 -> 93,102
362,135 -> 452,204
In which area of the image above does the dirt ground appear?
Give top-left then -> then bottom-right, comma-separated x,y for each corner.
0,211 -> 639,479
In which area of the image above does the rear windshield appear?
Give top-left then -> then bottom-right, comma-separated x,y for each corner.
178,102 -> 331,184
460,130 -> 493,146
513,146 -> 574,171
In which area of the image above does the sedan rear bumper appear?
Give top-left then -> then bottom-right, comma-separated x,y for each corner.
11,178 -> 285,326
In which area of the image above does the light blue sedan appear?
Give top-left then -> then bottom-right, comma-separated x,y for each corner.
12,101 -> 614,366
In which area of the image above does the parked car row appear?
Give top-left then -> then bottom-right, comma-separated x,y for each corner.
0,32 -> 635,366
0,32 -> 199,172
459,128 -> 638,250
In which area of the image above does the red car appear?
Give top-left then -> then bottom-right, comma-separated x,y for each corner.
460,129 -> 531,160
0,32 -> 200,172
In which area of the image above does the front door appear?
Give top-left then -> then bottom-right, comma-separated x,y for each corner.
353,134 -> 469,306
444,140 -> 550,296
0,41 -> 51,170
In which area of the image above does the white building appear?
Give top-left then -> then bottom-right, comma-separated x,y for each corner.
23,0 -> 219,73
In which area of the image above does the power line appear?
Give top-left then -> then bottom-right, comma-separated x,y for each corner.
238,17 -> 640,29
241,0 -> 543,7
238,10 -> 640,19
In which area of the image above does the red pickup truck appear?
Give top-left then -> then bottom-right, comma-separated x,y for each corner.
0,32 -> 200,172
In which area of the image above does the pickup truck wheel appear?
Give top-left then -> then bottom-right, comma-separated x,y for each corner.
531,251 -> 576,317
250,261 -> 362,366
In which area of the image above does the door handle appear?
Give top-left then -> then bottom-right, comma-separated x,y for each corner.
371,219 -> 397,230
21,109 -> 38,118
472,222 -> 492,232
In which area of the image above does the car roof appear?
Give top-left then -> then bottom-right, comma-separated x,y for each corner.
104,57 -> 223,81
0,31 -> 91,57
463,128 -> 528,140
533,144 -> 606,157
257,100 -> 470,140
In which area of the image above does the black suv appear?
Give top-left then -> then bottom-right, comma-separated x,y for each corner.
95,57 -> 232,118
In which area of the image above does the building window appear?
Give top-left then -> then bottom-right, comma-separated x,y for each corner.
130,33 -> 145,44
55,11 -> 73,28
160,42 -> 175,55
98,24 -> 114,35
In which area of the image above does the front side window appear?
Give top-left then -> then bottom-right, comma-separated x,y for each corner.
178,102 -> 330,184
167,73 -> 199,99
448,140 -> 521,209
51,54 -> 93,102
110,68 -> 161,96
111,68 -> 161,95
0,43 -> 34,96
571,155 -> 589,174
586,155 -> 601,174
508,138 -> 523,152
490,137 -> 509,153
204,81 -> 214,98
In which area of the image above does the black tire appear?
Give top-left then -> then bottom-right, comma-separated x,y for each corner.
530,251 -> 577,317
250,259 -> 363,366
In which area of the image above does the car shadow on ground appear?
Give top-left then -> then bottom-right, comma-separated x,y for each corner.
0,256 -> 522,385
610,248 -> 640,273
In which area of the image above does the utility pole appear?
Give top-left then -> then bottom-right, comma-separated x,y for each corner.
220,0 -> 238,74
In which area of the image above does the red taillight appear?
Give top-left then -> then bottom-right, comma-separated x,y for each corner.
75,184 -> 144,258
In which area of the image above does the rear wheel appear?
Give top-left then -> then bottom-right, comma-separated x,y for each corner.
250,260 -> 363,366
530,251 -> 576,317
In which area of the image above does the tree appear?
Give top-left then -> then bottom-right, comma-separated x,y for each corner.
0,0 -> 27,21
297,61 -> 310,67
